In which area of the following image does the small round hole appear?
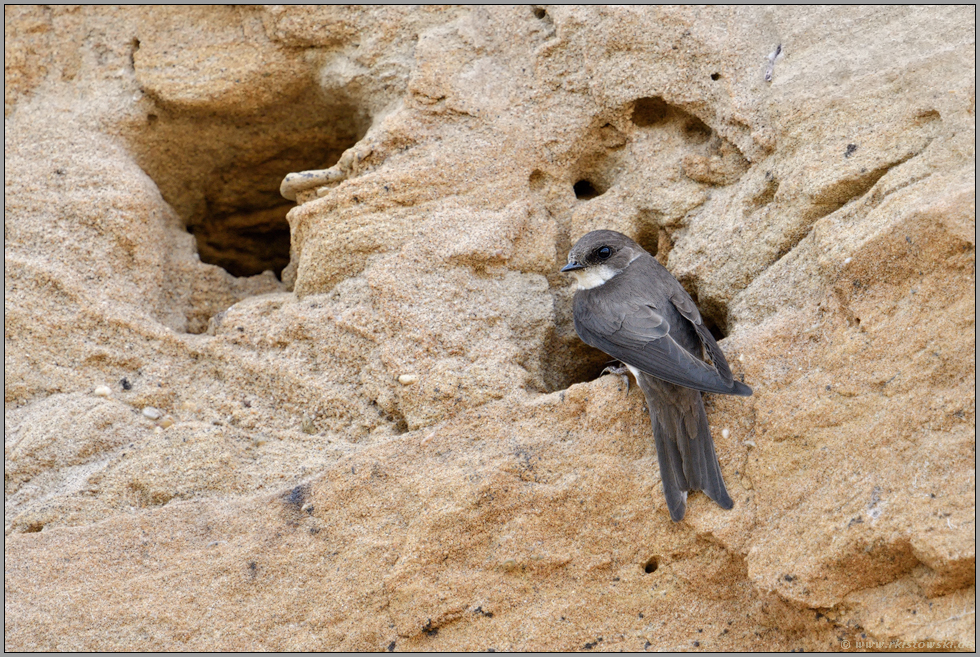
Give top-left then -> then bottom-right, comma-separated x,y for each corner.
710,72 -> 721,81
533,7 -> 547,19
573,180 -> 600,200
643,556 -> 659,574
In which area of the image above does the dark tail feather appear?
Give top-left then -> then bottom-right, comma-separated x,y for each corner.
639,373 -> 733,521
649,408 -> 689,522
687,398 -> 734,509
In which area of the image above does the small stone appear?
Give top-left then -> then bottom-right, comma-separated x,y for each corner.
844,257 -> 852,265
397,374 -> 419,386
158,416 -> 175,429
721,428 -> 730,440
142,407 -> 163,420
93,385 -> 112,397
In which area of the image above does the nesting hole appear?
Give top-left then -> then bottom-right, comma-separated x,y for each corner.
128,88 -> 370,279
573,179 -> 602,200
710,72 -> 721,81
532,6 -> 547,19
539,323 -> 613,394
644,556 -> 659,574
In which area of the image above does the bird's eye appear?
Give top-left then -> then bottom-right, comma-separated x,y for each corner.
596,246 -> 612,260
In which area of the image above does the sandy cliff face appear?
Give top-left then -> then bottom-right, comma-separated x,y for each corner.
5,6 -> 975,651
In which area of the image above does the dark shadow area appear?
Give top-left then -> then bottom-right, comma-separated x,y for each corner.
632,96 -> 715,146
537,310 -> 617,394
541,339 -> 612,394
682,116 -> 713,144
631,97 -> 670,127
634,220 -> 661,258
188,206 -> 294,278
702,313 -> 727,343
573,179 -> 602,200
631,96 -> 747,188
681,283 -> 728,341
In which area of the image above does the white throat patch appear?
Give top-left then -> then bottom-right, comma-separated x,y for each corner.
571,264 -> 620,290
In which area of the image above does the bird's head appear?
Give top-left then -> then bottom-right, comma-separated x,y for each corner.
560,230 -> 644,290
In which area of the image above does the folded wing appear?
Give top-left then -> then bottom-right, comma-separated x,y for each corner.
574,273 -> 752,397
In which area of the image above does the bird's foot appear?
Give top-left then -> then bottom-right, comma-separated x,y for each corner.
601,362 -> 632,393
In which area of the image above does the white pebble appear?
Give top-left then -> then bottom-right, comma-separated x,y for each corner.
722,428 -> 730,440
94,385 -> 112,397
738,354 -> 744,363
844,257 -> 852,265
397,374 -> 419,386
142,407 -> 163,420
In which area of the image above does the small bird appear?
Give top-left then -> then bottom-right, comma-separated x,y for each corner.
561,230 -> 752,521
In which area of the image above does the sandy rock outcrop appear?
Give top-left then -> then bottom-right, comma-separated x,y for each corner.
5,5 -> 975,651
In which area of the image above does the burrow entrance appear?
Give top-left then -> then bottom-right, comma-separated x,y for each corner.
127,87 -> 371,280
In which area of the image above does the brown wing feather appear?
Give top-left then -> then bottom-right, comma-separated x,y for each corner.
574,255 -> 751,396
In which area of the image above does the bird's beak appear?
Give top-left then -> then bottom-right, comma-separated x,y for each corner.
560,261 -> 584,273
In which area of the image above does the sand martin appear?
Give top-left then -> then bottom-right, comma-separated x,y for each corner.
562,230 -> 751,521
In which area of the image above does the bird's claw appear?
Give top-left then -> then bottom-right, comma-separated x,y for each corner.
601,362 -> 632,393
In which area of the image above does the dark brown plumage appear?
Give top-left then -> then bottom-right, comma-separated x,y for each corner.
561,230 -> 751,521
